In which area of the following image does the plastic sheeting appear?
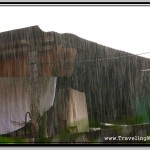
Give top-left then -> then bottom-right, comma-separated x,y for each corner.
0,77 -> 57,135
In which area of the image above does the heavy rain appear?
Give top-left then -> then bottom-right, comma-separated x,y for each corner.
0,6 -> 150,145
0,25 -> 150,144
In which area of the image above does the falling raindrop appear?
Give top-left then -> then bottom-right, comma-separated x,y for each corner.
0,26 -> 150,143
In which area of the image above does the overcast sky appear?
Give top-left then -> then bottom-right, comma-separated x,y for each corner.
0,6 -> 150,58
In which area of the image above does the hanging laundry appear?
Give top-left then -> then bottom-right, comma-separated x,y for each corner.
67,88 -> 89,133
0,77 -> 57,135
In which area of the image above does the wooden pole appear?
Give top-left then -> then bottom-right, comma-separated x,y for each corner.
29,50 -> 40,142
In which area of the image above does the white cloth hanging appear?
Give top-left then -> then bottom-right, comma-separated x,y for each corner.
67,88 -> 89,133
0,77 -> 57,135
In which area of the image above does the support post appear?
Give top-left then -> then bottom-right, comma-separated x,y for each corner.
29,50 -> 40,142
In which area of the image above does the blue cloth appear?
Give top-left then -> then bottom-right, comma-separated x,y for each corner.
134,95 -> 150,123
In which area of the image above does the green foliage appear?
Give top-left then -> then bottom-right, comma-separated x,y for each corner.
0,136 -> 27,144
